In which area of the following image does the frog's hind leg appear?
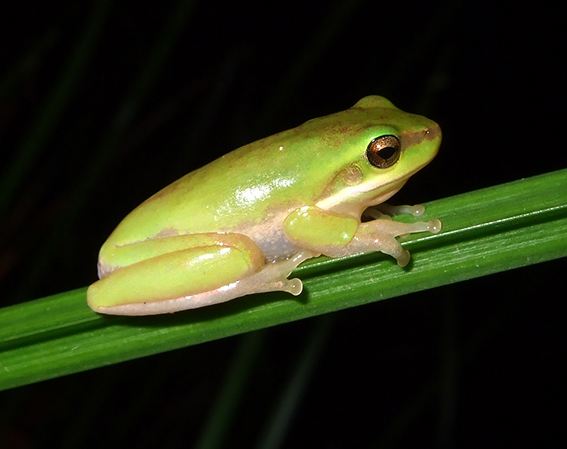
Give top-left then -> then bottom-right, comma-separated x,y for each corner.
120,250 -> 317,316
88,230 -> 317,315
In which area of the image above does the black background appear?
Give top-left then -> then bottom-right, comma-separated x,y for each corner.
1,1 -> 565,447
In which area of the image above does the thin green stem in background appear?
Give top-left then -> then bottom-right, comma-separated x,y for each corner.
0,0 -> 112,219
1,168 -> 566,391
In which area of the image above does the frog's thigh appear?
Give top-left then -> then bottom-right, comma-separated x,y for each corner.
88,233 -> 265,311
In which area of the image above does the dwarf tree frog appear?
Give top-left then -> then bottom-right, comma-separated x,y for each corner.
87,96 -> 442,315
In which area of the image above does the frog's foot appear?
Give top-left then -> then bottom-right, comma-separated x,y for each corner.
234,249 -> 317,296
363,217 -> 441,267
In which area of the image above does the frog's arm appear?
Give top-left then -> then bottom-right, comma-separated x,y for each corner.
283,205 -> 441,267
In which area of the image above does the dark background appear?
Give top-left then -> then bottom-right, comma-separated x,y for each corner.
1,1 -> 565,447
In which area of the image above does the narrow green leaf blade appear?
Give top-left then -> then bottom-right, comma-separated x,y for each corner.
1,169 -> 566,391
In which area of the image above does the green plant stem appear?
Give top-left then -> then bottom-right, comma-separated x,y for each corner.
1,169 -> 566,391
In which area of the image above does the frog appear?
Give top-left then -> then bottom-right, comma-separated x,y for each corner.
87,96 -> 442,315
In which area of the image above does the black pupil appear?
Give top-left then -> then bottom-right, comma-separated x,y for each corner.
377,145 -> 397,161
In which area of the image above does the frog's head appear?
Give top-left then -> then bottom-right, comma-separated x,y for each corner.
314,96 -> 441,218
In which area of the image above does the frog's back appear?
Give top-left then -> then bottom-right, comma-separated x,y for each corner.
104,128 -> 322,247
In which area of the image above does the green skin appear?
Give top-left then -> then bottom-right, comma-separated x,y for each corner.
87,96 -> 442,315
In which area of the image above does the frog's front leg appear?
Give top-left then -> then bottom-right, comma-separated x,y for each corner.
87,233 -> 316,316
284,205 -> 441,268
330,217 -> 441,267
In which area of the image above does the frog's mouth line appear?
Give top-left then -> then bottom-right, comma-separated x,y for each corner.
315,177 -> 408,215
351,162 -> 429,200
315,150 -> 436,216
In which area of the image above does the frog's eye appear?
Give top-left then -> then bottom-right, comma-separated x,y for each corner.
366,135 -> 401,169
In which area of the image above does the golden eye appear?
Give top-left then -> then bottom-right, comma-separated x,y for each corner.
366,135 -> 401,169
